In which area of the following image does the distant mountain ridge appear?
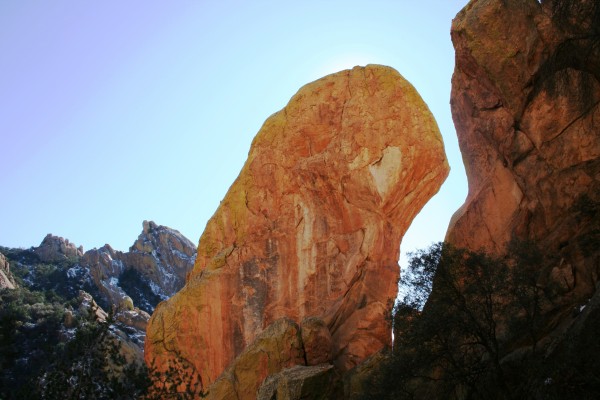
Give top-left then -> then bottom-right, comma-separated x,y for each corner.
0,221 -> 196,398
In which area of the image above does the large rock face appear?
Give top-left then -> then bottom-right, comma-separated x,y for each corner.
146,65 -> 449,392
447,0 -> 599,309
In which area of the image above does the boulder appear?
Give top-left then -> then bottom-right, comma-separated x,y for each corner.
114,308 -> 150,332
77,290 -> 108,322
204,318 -> 306,400
257,364 -> 335,400
300,317 -> 333,366
146,65 -> 449,392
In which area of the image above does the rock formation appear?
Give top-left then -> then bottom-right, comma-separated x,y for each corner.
125,220 -> 197,298
205,318 -> 307,400
146,64 -> 449,395
34,234 -> 84,263
0,252 -> 16,289
9,222 -> 196,362
446,0 -> 599,305
79,220 -> 196,313
81,244 -> 130,309
0,223 -> 195,397
257,364 -> 335,400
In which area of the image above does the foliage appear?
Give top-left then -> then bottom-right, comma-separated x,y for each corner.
359,241 -> 563,400
0,286 -> 65,398
0,249 -> 153,399
144,352 -> 207,399
39,314 -> 150,400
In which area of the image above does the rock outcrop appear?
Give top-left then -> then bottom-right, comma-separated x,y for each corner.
7,222 -> 195,366
75,289 -> 149,366
79,220 -> 196,313
0,224 -> 194,397
34,234 -> 84,263
0,252 -> 16,289
446,0 -> 599,305
81,245 -> 130,309
257,364 -> 335,400
146,64 -> 449,394
124,220 -> 197,298
205,318 -> 307,400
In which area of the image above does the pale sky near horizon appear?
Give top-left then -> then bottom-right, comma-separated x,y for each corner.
0,1 -> 469,270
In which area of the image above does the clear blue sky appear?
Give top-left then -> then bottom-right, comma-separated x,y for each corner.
0,1 -> 468,268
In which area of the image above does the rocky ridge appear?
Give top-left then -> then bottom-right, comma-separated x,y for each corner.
145,65 -> 449,397
79,220 -> 196,314
1,221 -> 196,364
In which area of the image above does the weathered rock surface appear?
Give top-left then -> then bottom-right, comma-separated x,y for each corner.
81,244 -> 129,309
205,318 -> 306,400
301,317 -> 333,366
34,234 -> 83,263
146,65 -> 449,393
124,220 -> 197,298
343,351 -> 388,400
0,252 -> 16,289
76,289 -> 149,365
257,364 -> 335,400
79,220 -> 196,313
447,0 -> 600,303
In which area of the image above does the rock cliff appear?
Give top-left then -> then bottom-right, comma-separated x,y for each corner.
145,64 -> 449,394
447,0 -> 599,304
0,252 -> 16,289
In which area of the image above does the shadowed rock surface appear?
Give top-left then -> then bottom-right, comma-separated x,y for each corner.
446,0 -> 599,307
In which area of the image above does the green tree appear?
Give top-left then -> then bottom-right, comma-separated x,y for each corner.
360,241 -> 552,400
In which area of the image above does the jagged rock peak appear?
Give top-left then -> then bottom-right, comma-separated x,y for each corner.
146,64 -> 449,395
126,220 -> 196,296
142,219 -> 159,234
34,234 -> 84,263
131,220 -> 195,258
78,221 -> 197,314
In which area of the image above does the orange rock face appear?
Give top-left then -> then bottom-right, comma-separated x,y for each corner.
145,65 -> 449,391
447,0 -> 600,297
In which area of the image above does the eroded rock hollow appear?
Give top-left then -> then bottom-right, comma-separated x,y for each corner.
145,65 -> 449,395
